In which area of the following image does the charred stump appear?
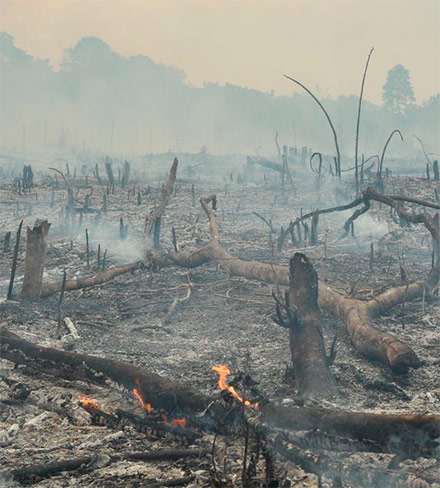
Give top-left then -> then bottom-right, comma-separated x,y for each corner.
21,219 -> 51,301
275,253 -> 337,400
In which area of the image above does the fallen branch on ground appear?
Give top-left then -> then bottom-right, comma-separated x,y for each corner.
1,328 -> 437,456
151,194 -> 433,371
40,261 -> 144,298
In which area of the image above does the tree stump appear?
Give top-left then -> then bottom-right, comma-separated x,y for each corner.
21,220 -> 51,301
276,253 -> 337,400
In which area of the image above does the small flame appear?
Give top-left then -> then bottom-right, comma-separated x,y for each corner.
133,387 -> 152,414
171,418 -> 186,428
81,396 -> 99,409
211,365 -> 259,409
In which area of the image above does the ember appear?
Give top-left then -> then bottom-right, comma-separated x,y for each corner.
80,396 -> 99,409
212,364 -> 259,409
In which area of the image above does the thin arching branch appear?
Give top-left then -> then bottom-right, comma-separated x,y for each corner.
377,129 -> 404,184
413,135 -> 432,165
284,75 -> 341,178
354,47 -> 374,192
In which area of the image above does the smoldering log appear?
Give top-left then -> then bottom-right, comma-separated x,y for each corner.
1,328 -> 438,455
21,219 -> 51,301
0,327 -> 209,415
274,253 -> 337,400
152,195 -> 423,371
263,404 -> 439,449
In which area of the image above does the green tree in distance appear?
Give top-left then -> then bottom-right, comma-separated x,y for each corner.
382,64 -> 415,114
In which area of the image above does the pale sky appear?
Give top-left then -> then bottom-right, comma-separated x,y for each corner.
1,0 -> 439,104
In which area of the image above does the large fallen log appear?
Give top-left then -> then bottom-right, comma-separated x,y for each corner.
40,261 -> 144,298
0,328 -> 208,414
263,404 -> 439,447
246,156 -> 285,173
151,195 -> 424,371
274,253 -> 337,399
1,328 -> 438,453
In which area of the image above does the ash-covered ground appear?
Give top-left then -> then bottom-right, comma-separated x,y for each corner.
0,157 -> 439,487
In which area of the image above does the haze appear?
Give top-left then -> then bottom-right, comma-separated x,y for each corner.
2,0 -> 439,104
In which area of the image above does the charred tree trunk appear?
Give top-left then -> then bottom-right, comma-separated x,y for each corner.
263,404 -> 439,447
0,328 -> 208,415
21,220 -> 51,301
122,160 -> 130,187
275,254 -> 337,399
144,158 -> 178,241
105,157 -> 114,188
7,220 -> 23,300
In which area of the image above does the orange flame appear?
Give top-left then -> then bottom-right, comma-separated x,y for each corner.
133,387 -> 152,414
171,418 -> 186,428
81,396 -> 99,409
211,365 -> 259,409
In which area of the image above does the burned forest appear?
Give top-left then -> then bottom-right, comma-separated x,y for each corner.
1,143 -> 439,487
1,4 -> 440,487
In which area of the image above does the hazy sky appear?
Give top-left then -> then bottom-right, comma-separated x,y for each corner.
1,0 -> 439,104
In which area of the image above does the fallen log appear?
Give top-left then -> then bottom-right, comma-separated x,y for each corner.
263,404 -> 440,448
151,195 -> 423,371
274,253 -> 337,399
0,328 -> 208,414
3,449 -> 205,484
1,328 -> 438,454
246,156 -> 285,173
40,260 -> 144,298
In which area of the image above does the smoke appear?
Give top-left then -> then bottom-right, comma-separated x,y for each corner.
88,222 -> 144,264
1,32 -> 439,159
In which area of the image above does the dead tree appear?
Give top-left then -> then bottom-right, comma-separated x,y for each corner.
21,220 -> 51,301
144,158 -> 178,242
354,47 -> 374,192
274,253 -> 337,399
22,164 -> 34,191
7,220 -> 23,300
104,156 -> 114,188
433,160 -> 439,182
122,160 -> 130,187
